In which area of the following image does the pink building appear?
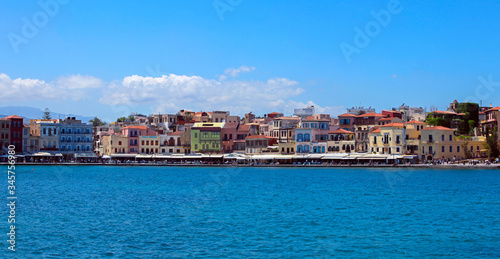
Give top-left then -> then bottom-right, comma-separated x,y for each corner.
122,126 -> 157,153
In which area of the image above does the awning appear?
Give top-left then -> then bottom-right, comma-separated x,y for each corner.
33,152 -> 52,156
251,155 -> 277,160
102,155 -> 111,159
75,153 -> 97,158
308,154 -> 325,159
136,154 -> 153,159
403,155 -> 417,159
202,154 -> 223,158
274,155 -> 295,159
358,154 -> 389,160
154,154 -> 171,159
111,154 -> 137,158
293,154 -> 310,159
321,154 -> 348,160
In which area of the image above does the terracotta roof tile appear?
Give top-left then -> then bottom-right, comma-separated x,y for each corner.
421,126 -> 454,131
328,129 -> 354,134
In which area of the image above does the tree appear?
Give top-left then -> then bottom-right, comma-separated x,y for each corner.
42,108 -> 51,120
468,120 -> 475,135
128,115 -> 135,122
117,117 -> 127,122
89,117 -> 106,127
462,141 -> 472,159
486,131 -> 500,161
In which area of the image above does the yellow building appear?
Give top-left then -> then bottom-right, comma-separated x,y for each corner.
369,123 -> 405,155
139,136 -> 159,154
420,126 -> 487,161
102,134 -> 128,156
403,121 -> 425,156
327,129 -> 355,153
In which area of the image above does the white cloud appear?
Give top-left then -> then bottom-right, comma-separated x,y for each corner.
0,73 -> 105,102
56,74 -> 105,89
100,74 -> 304,115
0,73 -> 59,101
224,65 -> 256,78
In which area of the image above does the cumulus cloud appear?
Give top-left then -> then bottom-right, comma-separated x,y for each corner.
224,65 -> 256,78
0,73 -> 105,102
56,74 -> 105,89
100,74 -> 304,115
0,73 -> 60,101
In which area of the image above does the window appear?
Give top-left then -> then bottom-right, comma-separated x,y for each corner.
396,147 -> 400,153
194,133 -> 198,138
442,146 -> 445,152
119,141 -> 122,145
441,135 -> 445,141
457,146 -> 460,152
449,135 -> 452,141
449,146 -> 452,152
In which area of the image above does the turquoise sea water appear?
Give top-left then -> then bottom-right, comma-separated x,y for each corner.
3,166 -> 500,258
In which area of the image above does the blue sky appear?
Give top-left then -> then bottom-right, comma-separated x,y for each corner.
1,0 -> 499,122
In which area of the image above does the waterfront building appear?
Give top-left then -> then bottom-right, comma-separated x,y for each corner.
295,116 -> 330,154
139,136 -> 159,154
3,115 -> 24,153
102,134 -> 128,156
354,113 -> 385,152
29,119 -> 60,152
245,135 -> 277,154
419,126 -> 487,161
191,122 -> 224,153
22,125 -> 29,153
338,113 -> 356,132
159,131 -> 185,154
404,121 -> 425,156
327,129 -> 355,153
271,116 -> 299,144
481,106 -> 499,137
58,117 -> 93,159
0,119 -> 11,154
368,123 -> 406,156
222,122 -> 238,153
234,124 -> 252,152
122,125 -> 157,154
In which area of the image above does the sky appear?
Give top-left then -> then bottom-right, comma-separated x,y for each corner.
1,0 -> 500,122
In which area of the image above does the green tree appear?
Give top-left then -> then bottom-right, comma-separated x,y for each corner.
486,131 -> 499,161
468,120 -> 475,135
128,115 -> 135,122
117,117 -> 127,122
42,108 -> 51,120
462,141 -> 472,159
89,117 -> 106,127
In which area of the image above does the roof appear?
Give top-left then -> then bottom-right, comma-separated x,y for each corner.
169,131 -> 182,136
338,113 -> 356,117
457,113 -> 466,116
377,117 -> 396,121
222,122 -> 238,129
380,122 -> 405,127
431,110 -> 457,115
245,135 -> 277,139
328,129 -> 354,134
405,120 -> 425,124
485,107 -> 500,112
302,116 -> 330,122
4,115 -> 23,119
382,110 -> 401,113
356,113 -> 384,117
421,126 -> 454,131
123,125 -> 147,129
237,124 -> 251,131
371,128 -> 381,133
268,112 -> 282,115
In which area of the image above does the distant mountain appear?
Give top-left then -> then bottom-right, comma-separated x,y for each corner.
0,106 -> 94,123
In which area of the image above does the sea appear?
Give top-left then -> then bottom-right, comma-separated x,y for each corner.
3,166 -> 500,258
